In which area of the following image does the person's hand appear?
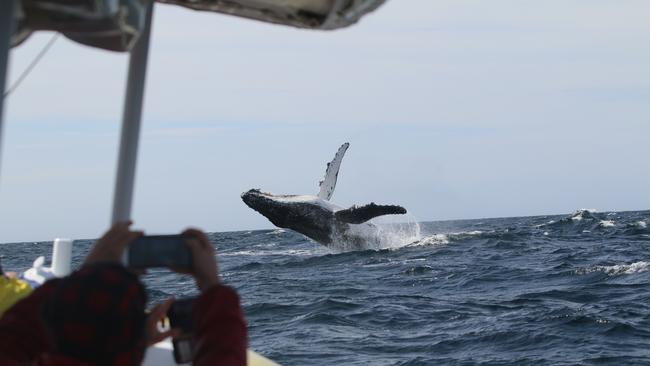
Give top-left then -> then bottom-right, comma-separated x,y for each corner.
146,297 -> 181,346
177,228 -> 220,291
84,221 -> 143,266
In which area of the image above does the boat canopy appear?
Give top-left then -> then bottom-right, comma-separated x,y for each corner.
11,0 -> 386,52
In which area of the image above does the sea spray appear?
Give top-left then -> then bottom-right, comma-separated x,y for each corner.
367,213 -> 422,249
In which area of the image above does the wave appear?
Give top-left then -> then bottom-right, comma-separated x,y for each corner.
532,210 -> 650,239
569,209 -> 599,221
537,209 -> 601,228
405,230 -> 496,249
534,209 -> 633,237
625,220 -> 647,230
447,230 -> 487,241
406,234 -> 450,248
221,249 -> 316,257
578,261 -> 650,276
598,220 -> 616,228
616,219 -> 650,236
403,265 -> 435,275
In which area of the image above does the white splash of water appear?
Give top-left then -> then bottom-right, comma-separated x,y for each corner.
382,225 -> 421,248
635,221 -> 647,229
331,214 -> 422,251
370,214 -> 422,250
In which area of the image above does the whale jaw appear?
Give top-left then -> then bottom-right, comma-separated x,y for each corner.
241,189 -> 289,227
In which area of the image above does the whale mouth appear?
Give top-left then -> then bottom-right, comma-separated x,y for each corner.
241,189 -> 291,227
241,189 -> 275,207
241,189 -> 265,207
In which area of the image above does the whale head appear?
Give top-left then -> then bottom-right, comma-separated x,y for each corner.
241,189 -> 291,227
241,189 -> 336,244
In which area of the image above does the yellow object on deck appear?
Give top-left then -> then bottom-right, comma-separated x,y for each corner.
0,276 -> 32,317
248,350 -> 280,366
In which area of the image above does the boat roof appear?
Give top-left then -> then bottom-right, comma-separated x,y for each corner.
158,0 -> 387,30
11,0 -> 387,52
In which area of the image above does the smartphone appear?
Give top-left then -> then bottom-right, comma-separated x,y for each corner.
168,297 -> 195,333
168,297 -> 197,364
124,235 -> 192,270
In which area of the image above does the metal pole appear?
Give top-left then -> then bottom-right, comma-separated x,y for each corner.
111,1 -> 154,224
0,0 -> 16,180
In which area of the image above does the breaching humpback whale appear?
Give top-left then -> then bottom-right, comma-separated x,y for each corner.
241,143 -> 407,250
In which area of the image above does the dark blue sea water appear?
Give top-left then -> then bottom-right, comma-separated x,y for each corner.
2,209 -> 650,365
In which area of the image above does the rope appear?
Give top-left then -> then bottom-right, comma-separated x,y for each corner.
3,33 -> 60,98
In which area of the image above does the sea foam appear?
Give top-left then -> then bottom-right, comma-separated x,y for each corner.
581,261 -> 650,276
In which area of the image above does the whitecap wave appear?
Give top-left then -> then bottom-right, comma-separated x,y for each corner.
535,220 -> 555,228
570,209 -> 598,221
406,234 -> 449,248
447,230 -> 485,240
220,250 -> 259,256
581,261 -> 650,276
404,229 -> 495,249
598,220 -> 615,228
466,230 -> 484,236
221,249 -> 315,257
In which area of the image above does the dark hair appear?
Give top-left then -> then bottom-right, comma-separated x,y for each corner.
0,258 -> 4,275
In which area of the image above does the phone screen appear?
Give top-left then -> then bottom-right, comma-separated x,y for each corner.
126,235 -> 192,269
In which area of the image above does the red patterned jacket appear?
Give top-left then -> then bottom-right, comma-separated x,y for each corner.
0,269 -> 246,366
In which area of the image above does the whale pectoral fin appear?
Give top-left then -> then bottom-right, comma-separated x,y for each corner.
335,203 -> 407,224
317,142 -> 350,201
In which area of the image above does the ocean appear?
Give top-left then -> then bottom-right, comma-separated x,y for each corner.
2,209 -> 650,365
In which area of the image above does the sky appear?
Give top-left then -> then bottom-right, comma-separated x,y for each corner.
0,0 -> 649,243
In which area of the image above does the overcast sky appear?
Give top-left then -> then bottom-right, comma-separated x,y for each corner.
1,0 -> 649,243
